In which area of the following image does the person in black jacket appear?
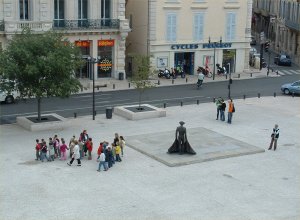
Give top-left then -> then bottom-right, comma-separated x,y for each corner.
269,124 -> 280,151
220,99 -> 226,121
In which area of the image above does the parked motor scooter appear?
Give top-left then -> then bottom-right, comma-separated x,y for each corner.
216,63 -> 227,75
158,68 -> 171,79
197,66 -> 212,78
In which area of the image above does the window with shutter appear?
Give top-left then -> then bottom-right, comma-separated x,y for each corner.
193,13 -> 204,41
226,12 -> 236,41
166,13 -> 177,42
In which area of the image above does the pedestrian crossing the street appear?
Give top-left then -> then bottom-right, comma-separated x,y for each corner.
277,69 -> 300,76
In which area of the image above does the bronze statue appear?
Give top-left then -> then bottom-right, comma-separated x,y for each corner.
167,121 -> 196,155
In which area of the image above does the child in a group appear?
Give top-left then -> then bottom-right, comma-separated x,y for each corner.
115,142 -> 122,162
119,136 -> 125,157
60,140 -> 69,160
35,139 -> 40,160
111,143 -> 116,165
48,138 -> 55,161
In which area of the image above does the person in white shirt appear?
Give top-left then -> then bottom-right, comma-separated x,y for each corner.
97,152 -> 107,171
269,124 -> 280,151
67,140 -> 81,166
197,71 -> 205,87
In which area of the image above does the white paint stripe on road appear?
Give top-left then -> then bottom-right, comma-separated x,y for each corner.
278,71 -> 285,76
279,70 -> 292,75
289,70 -> 300,74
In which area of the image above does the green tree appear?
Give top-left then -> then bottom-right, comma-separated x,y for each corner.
0,29 -> 83,121
130,55 -> 156,110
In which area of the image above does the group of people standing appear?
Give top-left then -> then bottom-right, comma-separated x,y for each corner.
34,130 -> 125,172
215,97 -> 235,124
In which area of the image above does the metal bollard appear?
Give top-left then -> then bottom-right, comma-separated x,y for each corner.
128,83 -> 130,88
258,93 -> 261,98
243,95 -> 246,100
113,84 -> 115,89
74,113 -> 77,118
81,87 -> 83,92
186,78 -> 188,83
213,97 -> 216,103
181,101 -> 183,106
225,74 -> 228,79
164,103 -> 167,108
238,73 -> 240,78
292,92 -> 295,97
97,85 -> 100,90
94,111 -> 97,116
267,71 -> 269,76
276,71 -> 279,75
172,79 -> 174,84
158,80 -> 160,85
274,92 -> 276,97
250,73 -> 253,77
197,100 -> 199,105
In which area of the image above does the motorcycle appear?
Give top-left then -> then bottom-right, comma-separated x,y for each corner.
158,68 -> 171,79
197,66 -> 212,78
216,63 -> 227,75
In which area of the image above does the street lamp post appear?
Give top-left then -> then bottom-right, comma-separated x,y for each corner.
209,36 -> 222,80
87,56 -> 100,120
227,63 -> 232,99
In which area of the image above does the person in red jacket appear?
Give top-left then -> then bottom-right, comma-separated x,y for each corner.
35,139 -> 41,160
86,138 -> 93,160
97,142 -> 104,160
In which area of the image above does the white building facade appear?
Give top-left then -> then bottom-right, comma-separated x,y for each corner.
126,0 -> 252,76
0,0 -> 130,81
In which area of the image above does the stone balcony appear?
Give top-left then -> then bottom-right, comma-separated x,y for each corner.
4,20 -> 53,33
52,19 -> 120,31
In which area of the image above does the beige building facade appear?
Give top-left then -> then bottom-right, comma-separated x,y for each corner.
0,0 -> 130,81
252,0 -> 300,65
126,0 -> 252,76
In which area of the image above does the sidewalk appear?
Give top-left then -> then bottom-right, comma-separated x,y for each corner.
0,96 -> 299,220
78,67 -> 279,93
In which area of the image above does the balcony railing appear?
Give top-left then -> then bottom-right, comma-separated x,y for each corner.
4,20 -> 53,33
285,19 -> 300,31
52,19 -> 120,30
0,20 -> 4,31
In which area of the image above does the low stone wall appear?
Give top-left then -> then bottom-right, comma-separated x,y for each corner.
114,104 -> 166,120
16,113 -> 68,132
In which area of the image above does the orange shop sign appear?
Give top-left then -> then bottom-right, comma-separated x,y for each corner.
75,41 -> 91,47
98,40 -> 114,47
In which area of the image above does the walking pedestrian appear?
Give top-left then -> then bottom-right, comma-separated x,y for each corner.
69,135 -> 75,158
35,139 -> 40,161
40,141 -> 50,162
119,136 -> 125,157
86,138 -> 93,160
60,140 -> 69,160
115,143 -> 122,162
67,140 -> 81,166
48,138 -> 55,161
97,151 -> 107,172
215,97 -> 222,120
269,124 -> 280,151
220,99 -> 226,121
227,99 -> 235,124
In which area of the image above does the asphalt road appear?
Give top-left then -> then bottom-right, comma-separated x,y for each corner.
0,74 -> 299,125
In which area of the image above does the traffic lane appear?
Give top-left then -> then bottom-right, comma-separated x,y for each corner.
0,75 -> 299,124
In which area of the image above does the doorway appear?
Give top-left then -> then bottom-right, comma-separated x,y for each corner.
223,49 -> 236,73
174,52 -> 195,75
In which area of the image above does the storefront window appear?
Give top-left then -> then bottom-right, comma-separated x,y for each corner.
97,40 -> 114,78
75,40 -> 91,79
223,49 -> 236,73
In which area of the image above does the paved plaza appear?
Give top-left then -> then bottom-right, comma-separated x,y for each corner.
0,96 -> 299,220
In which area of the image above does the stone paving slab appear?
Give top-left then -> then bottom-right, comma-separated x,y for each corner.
126,127 -> 265,167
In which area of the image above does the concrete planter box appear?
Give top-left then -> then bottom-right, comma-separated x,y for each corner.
16,113 -> 68,131
114,104 -> 166,120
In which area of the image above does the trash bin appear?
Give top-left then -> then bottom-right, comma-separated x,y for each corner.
119,72 -> 124,80
106,107 -> 113,119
